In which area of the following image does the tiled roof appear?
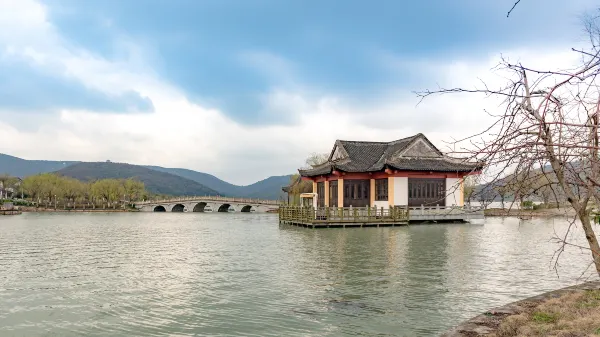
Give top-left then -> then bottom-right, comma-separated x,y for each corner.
299,133 -> 483,177
281,175 -> 301,193
386,157 -> 482,172
298,162 -> 334,176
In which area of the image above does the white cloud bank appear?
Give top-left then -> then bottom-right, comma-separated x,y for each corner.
0,0 -> 588,184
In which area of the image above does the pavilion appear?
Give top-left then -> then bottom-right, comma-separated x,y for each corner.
297,133 -> 483,209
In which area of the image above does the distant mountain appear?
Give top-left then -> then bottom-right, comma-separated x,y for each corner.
56,162 -> 219,197
145,166 -> 237,195
235,175 -> 292,200
146,166 -> 291,200
0,152 -> 292,199
0,153 -> 78,177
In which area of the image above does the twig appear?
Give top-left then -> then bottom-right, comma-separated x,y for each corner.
507,0 -> 522,18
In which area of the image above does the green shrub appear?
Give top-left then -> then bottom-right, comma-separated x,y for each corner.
521,200 -> 534,209
532,311 -> 558,323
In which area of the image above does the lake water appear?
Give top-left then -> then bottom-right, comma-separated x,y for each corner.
1,213 -> 598,337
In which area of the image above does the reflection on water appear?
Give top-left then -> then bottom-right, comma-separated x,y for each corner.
0,213 -> 597,336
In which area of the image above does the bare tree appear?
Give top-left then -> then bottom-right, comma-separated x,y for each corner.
417,15 -> 600,276
507,0 -> 522,17
532,174 -> 555,206
493,182 -> 511,209
303,152 -> 329,169
463,176 -> 477,206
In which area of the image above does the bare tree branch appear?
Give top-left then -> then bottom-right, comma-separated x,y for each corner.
416,12 -> 600,277
507,0 -> 522,17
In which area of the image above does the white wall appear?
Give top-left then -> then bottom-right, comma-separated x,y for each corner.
393,177 -> 408,206
371,177 -> 407,209
445,178 -> 461,207
373,201 -> 389,209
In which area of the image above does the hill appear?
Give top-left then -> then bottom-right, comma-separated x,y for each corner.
145,166 -> 237,195
0,153 -> 78,177
146,166 -> 291,200
0,152 -> 291,199
56,162 -> 219,197
235,175 -> 292,200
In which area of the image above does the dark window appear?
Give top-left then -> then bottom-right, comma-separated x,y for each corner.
317,182 -> 325,207
343,179 -> 370,207
375,179 -> 388,201
329,180 -> 338,207
407,178 -> 446,207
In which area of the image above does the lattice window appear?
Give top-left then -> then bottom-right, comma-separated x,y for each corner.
375,179 -> 388,201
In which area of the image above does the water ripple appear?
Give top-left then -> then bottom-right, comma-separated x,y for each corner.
0,213 -> 597,336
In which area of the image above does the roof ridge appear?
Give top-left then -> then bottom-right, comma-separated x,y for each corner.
338,139 -> 389,144
365,135 -> 419,171
388,134 -> 419,145
339,134 -> 420,146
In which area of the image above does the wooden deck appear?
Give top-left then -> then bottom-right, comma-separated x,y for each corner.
279,205 -> 484,228
279,206 -> 409,228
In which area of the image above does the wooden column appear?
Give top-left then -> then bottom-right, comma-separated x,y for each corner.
338,179 -> 344,208
369,179 -> 375,207
388,177 -> 395,207
459,178 -> 465,206
324,180 -> 330,207
312,181 -> 317,194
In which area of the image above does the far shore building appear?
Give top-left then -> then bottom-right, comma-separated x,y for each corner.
297,133 -> 483,209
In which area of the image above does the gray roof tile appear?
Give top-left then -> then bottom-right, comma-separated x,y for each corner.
299,134 -> 482,177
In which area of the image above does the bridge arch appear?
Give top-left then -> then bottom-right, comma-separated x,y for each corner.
218,204 -> 231,212
241,205 -> 253,212
193,202 -> 207,212
171,204 -> 185,212
154,205 -> 166,212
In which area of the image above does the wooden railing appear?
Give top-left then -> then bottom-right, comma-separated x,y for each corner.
136,196 -> 282,206
279,206 -> 409,224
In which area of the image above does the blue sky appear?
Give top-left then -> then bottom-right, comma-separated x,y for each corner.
0,0 -> 597,184
38,0 -> 590,123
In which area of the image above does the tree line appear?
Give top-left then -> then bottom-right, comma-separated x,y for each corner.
462,171 -> 565,209
0,173 -> 148,209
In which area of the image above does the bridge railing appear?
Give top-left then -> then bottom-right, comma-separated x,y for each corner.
135,196 -> 282,206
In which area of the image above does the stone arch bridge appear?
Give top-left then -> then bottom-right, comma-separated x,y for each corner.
136,196 -> 280,213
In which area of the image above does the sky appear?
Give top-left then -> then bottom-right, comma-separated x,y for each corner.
0,0 -> 598,185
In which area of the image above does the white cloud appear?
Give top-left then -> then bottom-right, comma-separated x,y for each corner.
0,0 -> 588,185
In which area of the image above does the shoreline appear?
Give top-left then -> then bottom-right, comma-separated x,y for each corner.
484,208 -> 576,218
10,208 -> 579,216
18,207 -> 138,213
441,280 -> 600,336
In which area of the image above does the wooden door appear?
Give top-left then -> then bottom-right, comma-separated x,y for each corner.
343,179 -> 370,207
408,178 -> 446,207
329,180 -> 338,207
317,182 -> 325,207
